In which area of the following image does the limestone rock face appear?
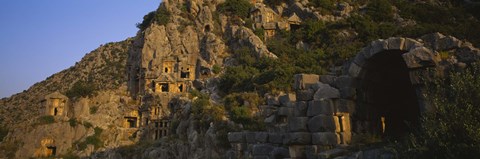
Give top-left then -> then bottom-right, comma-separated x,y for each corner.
228,26 -> 278,59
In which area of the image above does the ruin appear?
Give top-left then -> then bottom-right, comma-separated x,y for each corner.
153,119 -> 170,140
33,138 -> 56,158
123,110 -> 139,128
43,92 -> 68,117
250,4 -> 291,40
126,44 -> 198,140
226,33 -> 471,158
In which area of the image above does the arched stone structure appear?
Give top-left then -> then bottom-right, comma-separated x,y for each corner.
348,37 -> 441,137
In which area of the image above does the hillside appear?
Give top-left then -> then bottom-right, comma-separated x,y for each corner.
1,0 -> 480,158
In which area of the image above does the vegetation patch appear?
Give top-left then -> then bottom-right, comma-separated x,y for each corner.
0,127 -> 8,142
36,115 -> 55,125
218,0 -> 253,19
75,127 -> 104,150
66,81 -> 96,99
191,92 -> 225,130
394,66 -> 480,158
89,106 -> 98,114
68,118 -> 78,127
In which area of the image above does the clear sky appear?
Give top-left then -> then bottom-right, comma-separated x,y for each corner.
0,1 -> 161,98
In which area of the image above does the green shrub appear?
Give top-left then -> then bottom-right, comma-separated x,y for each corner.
395,66 -> 480,158
37,115 -> 55,125
66,81 -> 96,99
264,0 -> 287,7
212,64 -> 222,74
191,92 -> 226,130
69,118 -> 78,127
309,0 -> 335,14
83,122 -> 93,128
61,153 -> 80,159
217,0 -> 253,19
366,0 -> 394,22
253,28 -> 265,41
76,127 -> 104,150
136,11 -> 156,31
224,93 -> 265,131
90,106 -> 98,114
0,127 -> 8,142
155,4 -> 171,25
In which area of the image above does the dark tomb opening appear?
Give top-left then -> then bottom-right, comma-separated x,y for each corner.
125,117 -> 138,128
181,71 -> 190,78
47,146 -> 56,156
359,50 -> 420,138
54,108 -> 58,116
161,83 -> 169,92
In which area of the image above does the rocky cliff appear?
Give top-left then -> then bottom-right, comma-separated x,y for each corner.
1,0 -> 480,158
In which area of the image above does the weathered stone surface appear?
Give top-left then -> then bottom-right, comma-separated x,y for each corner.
228,132 -> 245,143
270,147 -> 290,158
255,132 -> 269,143
294,101 -> 308,117
455,46 -> 480,63
305,145 -> 318,159
438,36 -> 462,51
338,115 -> 351,132
266,94 -> 280,106
289,145 -> 306,159
403,38 -> 423,50
313,84 -> 340,100
421,32 -> 445,49
307,99 -> 334,117
246,132 -> 257,143
308,115 -> 337,132
339,87 -> 356,99
318,148 -> 347,159
296,89 -> 315,101
319,75 -> 336,85
386,37 -> 405,50
353,50 -> 367,67
259,105 -> 276,117
402,47 -> 437,68
348,63 -> 363,79
284,132 -> 312,144
279,93 -> 296,106
277,106 -> 290,116
364,39 -> 388,58
268,133 -> 284,144
253,144 -> 274,155
264,115 -> 276,124
338,132 -> 352,144
229,26 -> 278,58
294,74 -> 320,90
334,75 -> 352,89
289,117 -> 309,132
253,155 -> 269,159
312,132 -> 339,145
334,99 -> 355,114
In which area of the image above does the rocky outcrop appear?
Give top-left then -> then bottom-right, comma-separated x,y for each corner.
227,25 -> 278,59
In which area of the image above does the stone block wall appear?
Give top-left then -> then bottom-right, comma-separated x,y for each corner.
228,74 -> 355,159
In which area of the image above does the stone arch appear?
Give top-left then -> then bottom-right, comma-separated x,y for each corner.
347,37 -> 439,137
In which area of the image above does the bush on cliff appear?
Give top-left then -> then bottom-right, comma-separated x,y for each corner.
218,0 -> 253,19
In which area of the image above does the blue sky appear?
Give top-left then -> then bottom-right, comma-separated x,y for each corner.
0,1 -> 161,98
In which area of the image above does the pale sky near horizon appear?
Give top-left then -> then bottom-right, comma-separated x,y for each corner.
0,1 -> 161,98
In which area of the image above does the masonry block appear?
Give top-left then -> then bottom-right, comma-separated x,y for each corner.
294,74 -> 320,90
308,99 -> 334,117
312,132 -> 339,145
308,115 -> 337,132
